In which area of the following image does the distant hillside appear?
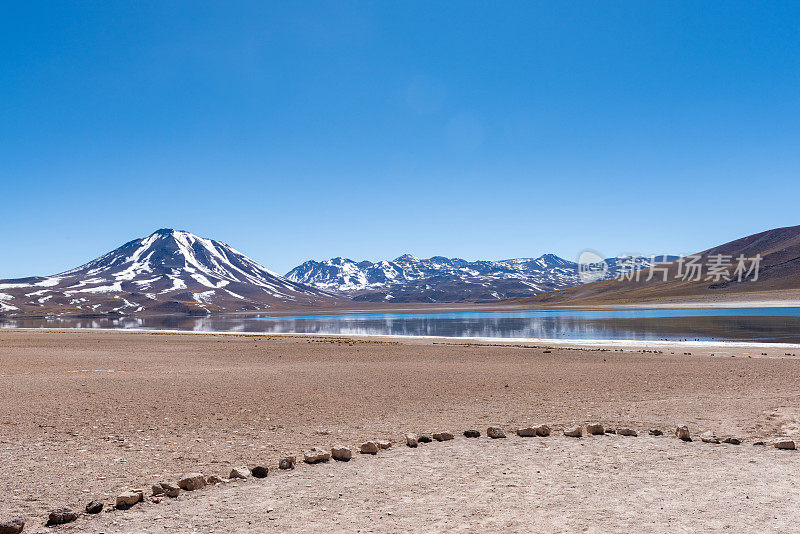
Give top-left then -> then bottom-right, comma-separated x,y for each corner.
516,225 -> 800,306
0,229 -> 341,317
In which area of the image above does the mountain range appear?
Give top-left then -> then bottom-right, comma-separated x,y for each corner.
6,225 -> 791,318
0,228 -> 673,317
285,254 -> 672,302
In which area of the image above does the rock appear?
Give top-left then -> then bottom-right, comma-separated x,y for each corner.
617,427 -> 638,437
160,482 -> 180,498
0,518 -> 24,534
675,426 -> 692,441
332,446 -> 353,461
151,483 -> 165,496
417,434 -> 433,443
377,440 -> 392,449
206,475 -> 224,485
463,429 -> 481,438
279,457 -> 296,470
360,441 -> 380,454
487,427 -> 506,439
229,466 -> 251,479
304,447 -> 331,464
649,428 -> 663,436
85,500 -> 104,514
722,437 -> 741,445
586,423 -> 605,435
563,426 -> 582,437
534,424 -> 551,437
605,428 -> 616,434
251,465 -> 269,478
432,432 -> 454,441
516,427 -> 537,437
178,473 -> 207,491
47,507 -> 78,526
405,433 -> 419,447
772,438 -> 796,450
700,431 -> 720,444
116,490 -> 142,508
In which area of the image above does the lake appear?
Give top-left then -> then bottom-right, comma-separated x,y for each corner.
3,307 -> 800,343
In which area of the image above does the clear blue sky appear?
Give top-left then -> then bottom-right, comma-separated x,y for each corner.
2,1 -> 799,278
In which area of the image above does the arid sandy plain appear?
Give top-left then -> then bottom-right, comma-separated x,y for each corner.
2,329 -> 800,532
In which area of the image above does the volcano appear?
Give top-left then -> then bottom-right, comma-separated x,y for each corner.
0,229 -> 341,317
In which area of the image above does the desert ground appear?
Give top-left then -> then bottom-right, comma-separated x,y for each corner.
2,329 -> 800,532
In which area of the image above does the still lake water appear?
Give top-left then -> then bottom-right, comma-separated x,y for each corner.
3,308 -> 800,343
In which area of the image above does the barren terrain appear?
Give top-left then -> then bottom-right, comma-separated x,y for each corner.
2,329 -> 800,532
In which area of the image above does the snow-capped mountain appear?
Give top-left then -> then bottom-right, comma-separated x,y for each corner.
0,229 -> 339,317
286,253 -> 676,302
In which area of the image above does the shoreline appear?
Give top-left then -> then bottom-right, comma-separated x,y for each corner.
3,296 -> 800,323
5,326 -> 800,350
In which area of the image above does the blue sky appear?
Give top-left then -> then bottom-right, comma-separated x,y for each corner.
2,1 -> 799,277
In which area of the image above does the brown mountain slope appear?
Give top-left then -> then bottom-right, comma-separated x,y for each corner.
515,225 -> 800,306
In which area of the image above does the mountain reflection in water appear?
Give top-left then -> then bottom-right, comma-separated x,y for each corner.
3,308 -> 800,343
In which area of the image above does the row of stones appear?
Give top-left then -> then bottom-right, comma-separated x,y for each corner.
481,423 -> 797,450
1,424 -> 796,533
